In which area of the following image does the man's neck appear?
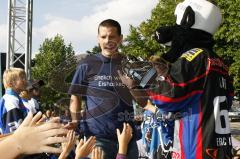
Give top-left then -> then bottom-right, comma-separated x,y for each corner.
101,51 -> 119,58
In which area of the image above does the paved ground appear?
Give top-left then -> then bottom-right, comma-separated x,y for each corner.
230,121 -> 240,158
231,121 -> 240,140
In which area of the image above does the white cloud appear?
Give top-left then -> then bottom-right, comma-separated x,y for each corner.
1,0 -> 158,54
34,0 -> 158,54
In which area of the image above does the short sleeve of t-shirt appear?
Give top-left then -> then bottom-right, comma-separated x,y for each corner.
68,63 -> 88,95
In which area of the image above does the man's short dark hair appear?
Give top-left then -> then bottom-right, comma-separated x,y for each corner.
98,19 -> 122,35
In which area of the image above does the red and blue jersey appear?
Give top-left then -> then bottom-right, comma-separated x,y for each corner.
147,48 -> 233,159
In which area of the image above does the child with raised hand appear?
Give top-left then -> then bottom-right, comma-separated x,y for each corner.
75,136 -> 96,159
0,112 -> 68,159
116,123 -> 133,159
58,130 -> 76,159
91,147 -> 104,159
0,68 -> 28,134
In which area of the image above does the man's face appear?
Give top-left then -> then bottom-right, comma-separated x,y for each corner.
98,26 -> 123,58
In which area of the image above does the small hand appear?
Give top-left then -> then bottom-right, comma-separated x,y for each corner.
13,112 -> 69,154
75,136 -> 96,159
91,147 -> 104,159
144,100 -> 157,113
64,121 -> 78,130
116,123 -> 133,155
59,130 -> 76,159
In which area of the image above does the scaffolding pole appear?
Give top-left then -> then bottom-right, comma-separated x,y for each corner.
6,0 -> 33,79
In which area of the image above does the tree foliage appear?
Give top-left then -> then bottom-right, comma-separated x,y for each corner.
121,0 -> 181,59
87,45 -> 101,54
32,35 -> 76,109
122,0 -> 240,97
215,0 -> 240,96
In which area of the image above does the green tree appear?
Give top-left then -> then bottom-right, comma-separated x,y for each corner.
121,0 -> 180,59
32,34 -> 76,110
215,0 -> 240,97
87,45 -> 101,54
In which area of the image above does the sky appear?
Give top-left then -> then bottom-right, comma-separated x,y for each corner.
0,0 -> 158,55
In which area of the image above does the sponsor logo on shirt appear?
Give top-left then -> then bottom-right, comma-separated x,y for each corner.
93,75 -> 125,87
181,48 -> 203,61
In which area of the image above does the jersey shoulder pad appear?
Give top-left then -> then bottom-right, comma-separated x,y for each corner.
2,94 -> 20,111
181,48 -> 204,62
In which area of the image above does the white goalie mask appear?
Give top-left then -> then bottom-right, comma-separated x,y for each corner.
175,0 -> 222,35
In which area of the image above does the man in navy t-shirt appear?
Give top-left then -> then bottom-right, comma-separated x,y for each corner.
68,19 -> 138,159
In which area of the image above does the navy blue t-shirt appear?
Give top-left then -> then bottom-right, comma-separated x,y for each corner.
68,53 -> 134,139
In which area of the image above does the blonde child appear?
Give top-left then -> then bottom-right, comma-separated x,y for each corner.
0,68 -> 28,134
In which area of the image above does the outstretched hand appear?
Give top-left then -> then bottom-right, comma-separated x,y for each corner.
144,100 -> 157,113
116,123 -> 133,155
75,136 -> 96,159
91,147 -> 104,159
59,130 -> 76,159
12,112 -> 69,154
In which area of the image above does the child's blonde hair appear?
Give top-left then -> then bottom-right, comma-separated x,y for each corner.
3,67 -> 26,89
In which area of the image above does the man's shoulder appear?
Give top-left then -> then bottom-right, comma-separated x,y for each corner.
76,54 -> 103,69
79,54 -> 101,63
